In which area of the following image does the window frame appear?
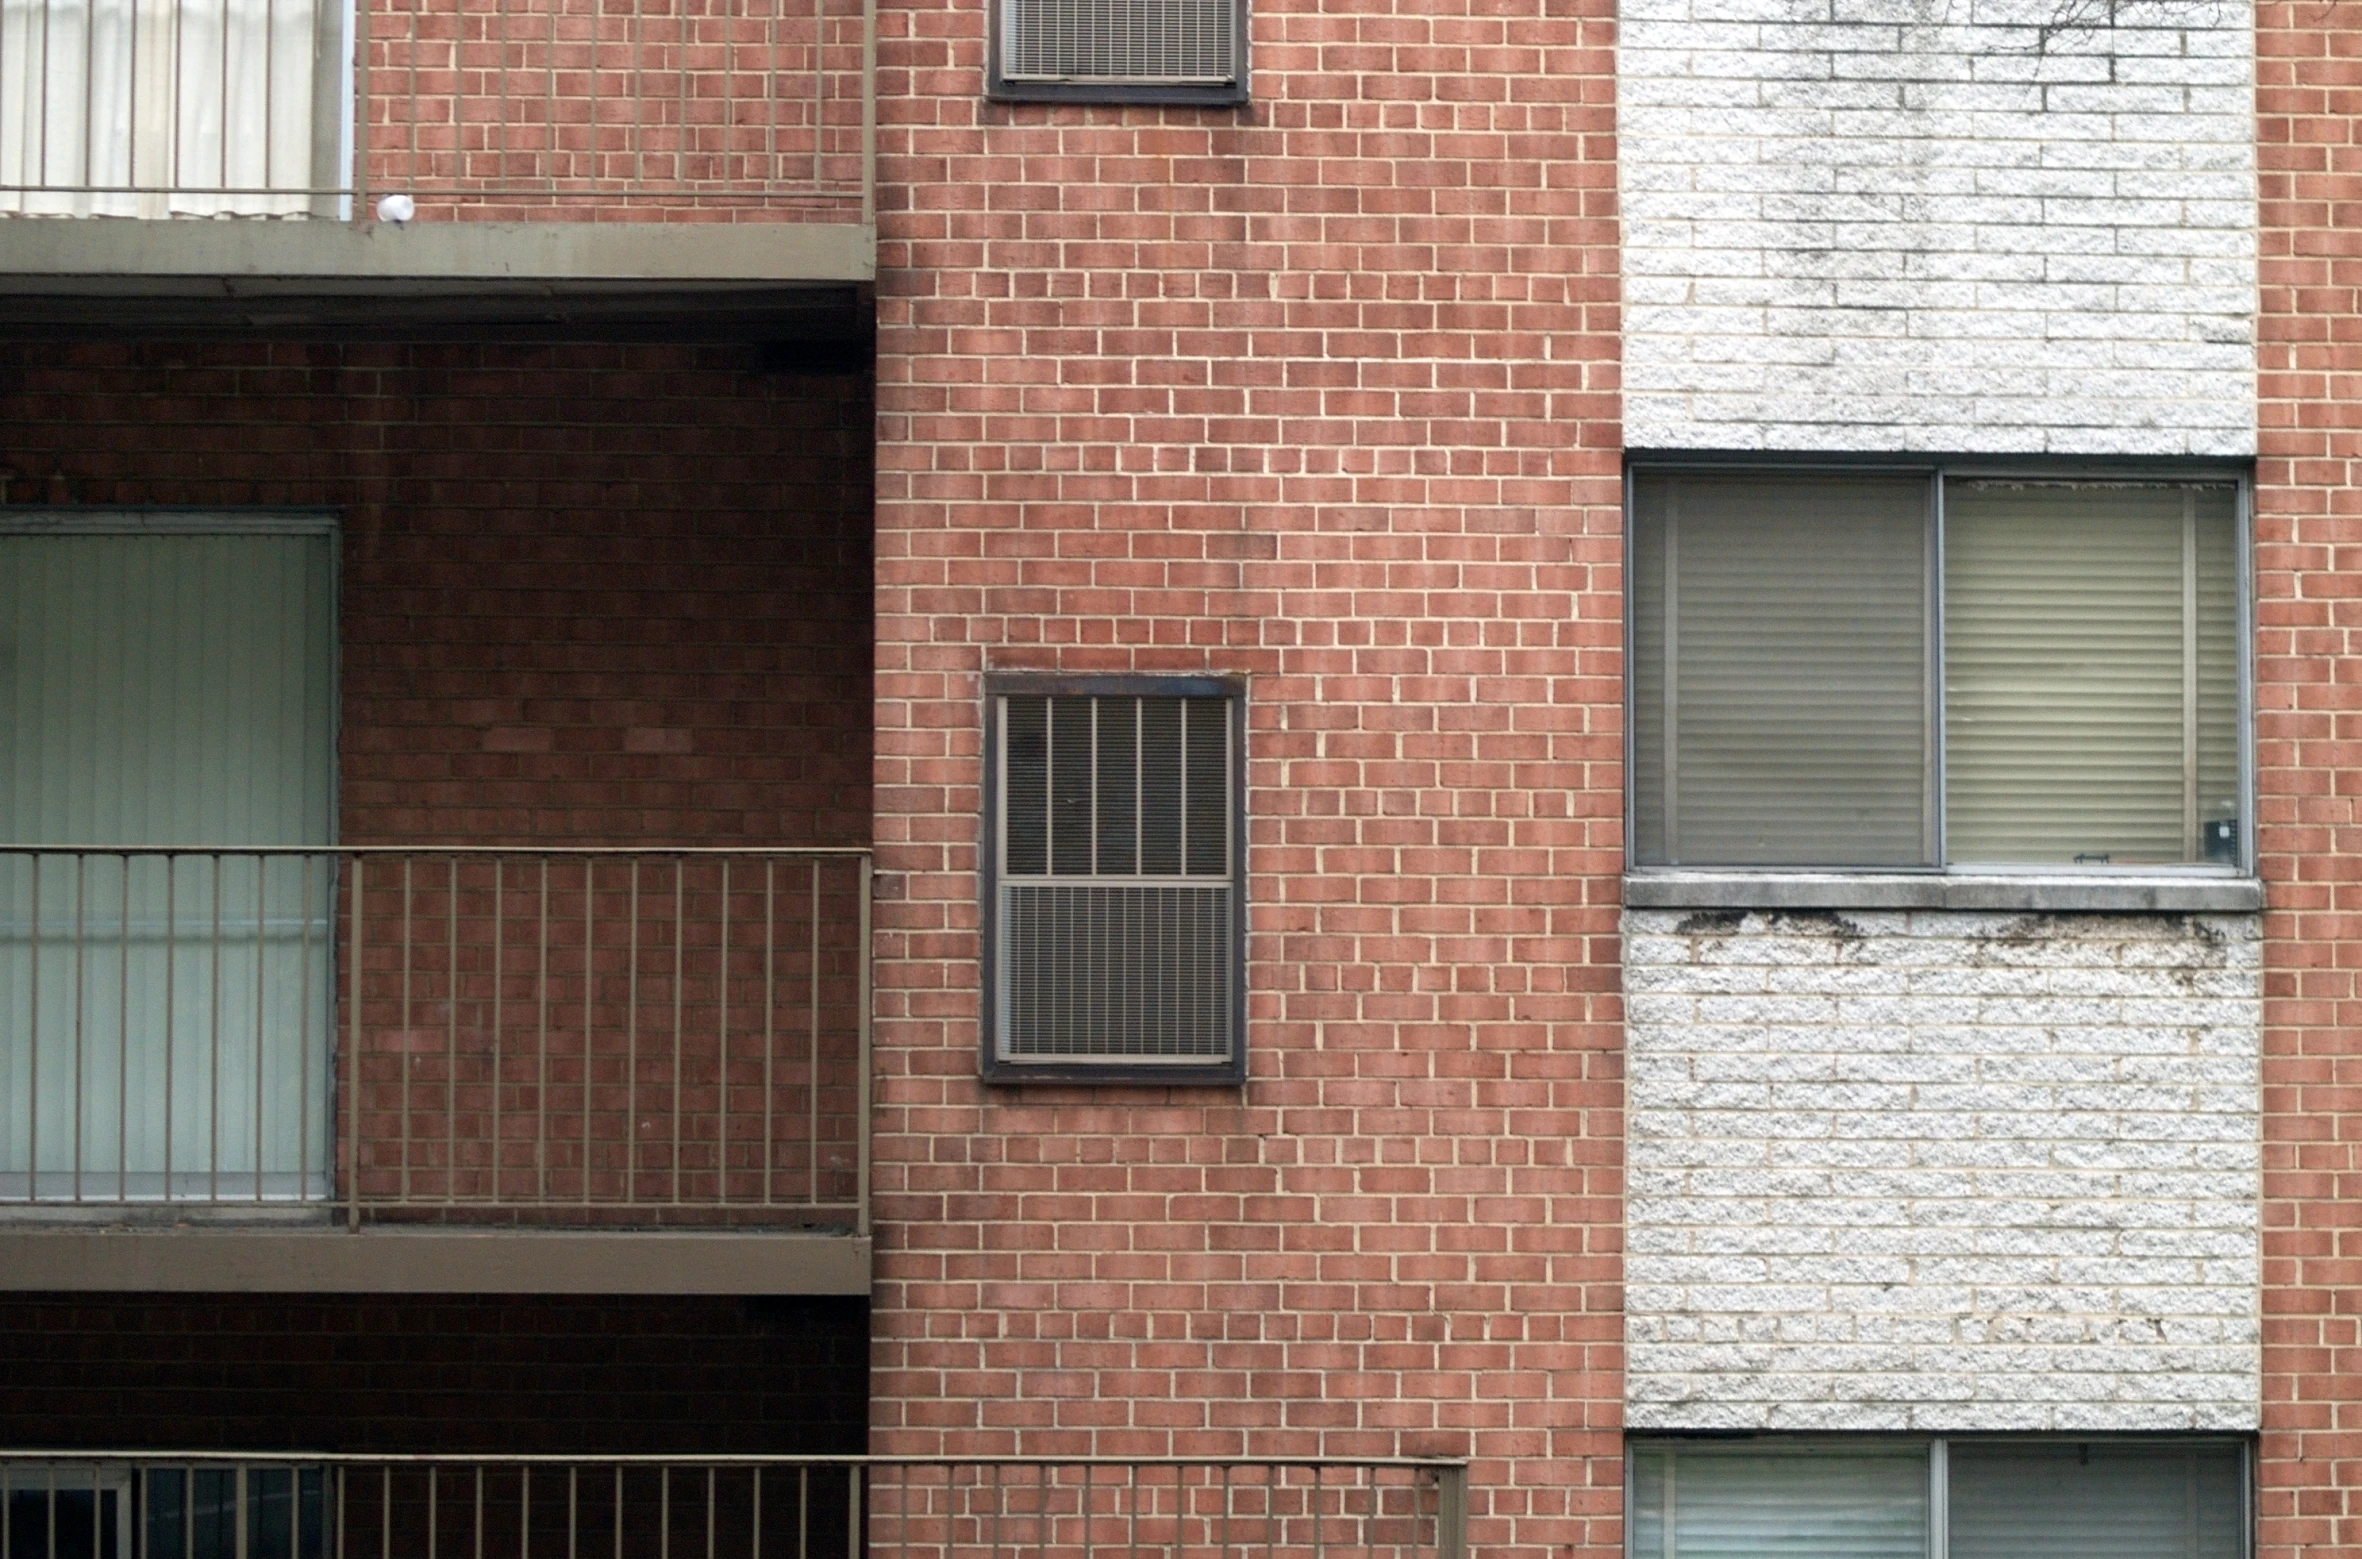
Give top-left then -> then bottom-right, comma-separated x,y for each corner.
985,0 -> 1250,105
978,672 -> 1248,1086
1621,457 -> 2256,886
1624,1434 -> 2257,1559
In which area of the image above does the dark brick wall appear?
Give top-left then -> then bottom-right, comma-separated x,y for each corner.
0,1294 -> 867,1454
0,340 -> 874,847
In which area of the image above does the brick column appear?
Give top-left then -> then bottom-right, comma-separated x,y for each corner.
868,6 -> 1628,1555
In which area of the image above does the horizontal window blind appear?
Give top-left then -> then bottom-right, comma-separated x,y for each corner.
1948,1442 -> 2243,1559
995,691 -> 1236,1068
1631,472 -> 1931,867
1632,1439 -> 2245,1559
1628,1447 -> 1929,1559
1944,482 -> 2239,865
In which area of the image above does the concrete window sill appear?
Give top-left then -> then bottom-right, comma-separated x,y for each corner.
1622,871 -> 2265,914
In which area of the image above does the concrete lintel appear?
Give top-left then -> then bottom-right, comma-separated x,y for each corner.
1623,871 -> 2267,914
0,1228 -> 870,1295
0,220 -> 874,284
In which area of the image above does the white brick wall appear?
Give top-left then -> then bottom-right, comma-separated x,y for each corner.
1620,0 -> 2256,455
1624,908 -> 2261,1431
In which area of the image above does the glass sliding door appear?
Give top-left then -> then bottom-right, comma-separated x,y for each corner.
0,520 -> 335,1201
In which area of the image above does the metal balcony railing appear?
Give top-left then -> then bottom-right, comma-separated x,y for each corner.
0,0 -> 873,219
0,1455 -> 1472,1559
0,847 -> 870,1227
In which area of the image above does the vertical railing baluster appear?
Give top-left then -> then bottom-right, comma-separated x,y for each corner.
493,858 -> 506,1205
71,852 -> 85,1203
301,853 -> 316,1201
163,855 -> 174,1203
256,854 -> 269,1202
807,861 -> 819,1209
347,855 -> 366,1231
856,861 -> 871,1233
671,858 -> 684,1204
719,857 -> 731,1202
117,854 -> 131,1203
538,858 -> 551,1202
209,852 -> 222,1200
27,854 -> 39,1205
446,855 -> 459,1205
583,860 -> 595,1206
401,856 -> 414,1205
762,859 -> 775,1206
627,858 -> 641,1204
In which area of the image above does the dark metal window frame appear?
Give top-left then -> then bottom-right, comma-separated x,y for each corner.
980,672 -> 1248,1085
984,0 -> 1250,105
1623,1432 -> 2257,1559
1620,452 -> 2257,879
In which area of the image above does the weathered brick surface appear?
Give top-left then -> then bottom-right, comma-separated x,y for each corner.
2257,5 -> 2362,1551
868,0 -> 1626,1552
1625,908 -> 2261,1432
1620,0 -> 2255,455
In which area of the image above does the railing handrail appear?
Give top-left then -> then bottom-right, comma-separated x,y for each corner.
0,1453 -> 1467,1468
0,845 -> 873,857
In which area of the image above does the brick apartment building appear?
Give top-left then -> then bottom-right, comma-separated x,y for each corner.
0,0 -> 2350,1550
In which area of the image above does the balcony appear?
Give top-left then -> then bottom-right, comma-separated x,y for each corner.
0,1455 -> 1471,1559
0,846 -> 871,1294
0,0 -> 872,314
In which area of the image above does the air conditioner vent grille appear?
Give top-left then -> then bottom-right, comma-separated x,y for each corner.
1001,0 -> 1237,84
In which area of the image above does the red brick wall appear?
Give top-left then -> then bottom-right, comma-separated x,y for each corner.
2257,11 -> 2362,1554
360,0 -> 868,224
0,340 -> 873,847
868,5 -> 1625,1557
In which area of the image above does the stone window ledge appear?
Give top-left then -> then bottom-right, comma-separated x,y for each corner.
1623,871 -> 2264,914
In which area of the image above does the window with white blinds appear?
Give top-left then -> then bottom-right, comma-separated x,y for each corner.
1629,1439 -> 2248,1559
1629,469 -> 2246,871
986,681 -> 1242,1082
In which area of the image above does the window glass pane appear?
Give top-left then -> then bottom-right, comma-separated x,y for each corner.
2194,487 -> 2241,860
0,533 -> 334,846
1625,1447 -> 1929,1559
1944,481 -> 2238,865
1948,1441 -> 2244,1559
0,531 -> 335,1198
1630,472 -> 1931,867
